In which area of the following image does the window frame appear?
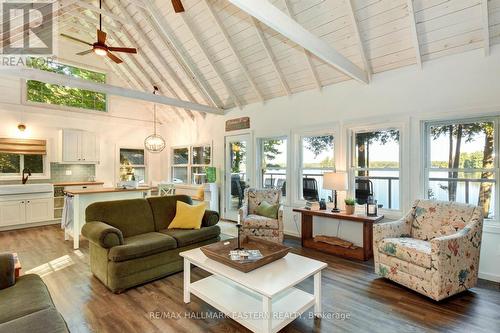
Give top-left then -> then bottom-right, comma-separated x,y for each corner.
350,125 -> 404,214
0,153 -> 49,180
423,116 -> 499,220
256,136 -> 288,194
171,144 -> 212,184
118,147 -> 148,184
22,58 -> 109,114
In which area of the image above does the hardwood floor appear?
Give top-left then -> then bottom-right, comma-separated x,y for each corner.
1,225 -> 499,333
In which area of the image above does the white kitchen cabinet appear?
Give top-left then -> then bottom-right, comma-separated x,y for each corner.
0,200 -> 26,227
26,198 -> 54,223
60,129 -> 99,163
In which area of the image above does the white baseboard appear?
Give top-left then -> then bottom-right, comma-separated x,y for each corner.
479,271 -> 500,283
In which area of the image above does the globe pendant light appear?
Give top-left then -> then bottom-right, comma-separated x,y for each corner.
144,86 -> 166,153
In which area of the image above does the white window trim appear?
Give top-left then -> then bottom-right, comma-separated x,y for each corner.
0,154 -> 50,180
347,122 -> 408,219
423,116 -> 499,221
117,147 -> 148,184
171,144 -> 212,184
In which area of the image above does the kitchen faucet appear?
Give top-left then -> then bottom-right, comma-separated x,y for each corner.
22,168 -> 31,184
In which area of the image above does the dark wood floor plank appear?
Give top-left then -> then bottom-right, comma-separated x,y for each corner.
0,225 -> 499,333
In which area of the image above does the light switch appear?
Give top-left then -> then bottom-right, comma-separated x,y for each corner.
65,170 -> 72,176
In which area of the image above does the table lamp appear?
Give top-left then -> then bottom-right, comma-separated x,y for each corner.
323,172 -> 348,213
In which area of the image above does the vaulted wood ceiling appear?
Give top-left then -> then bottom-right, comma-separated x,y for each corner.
5,0 -> 500,121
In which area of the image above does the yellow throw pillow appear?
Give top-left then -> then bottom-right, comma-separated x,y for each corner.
168,201 -> 206,230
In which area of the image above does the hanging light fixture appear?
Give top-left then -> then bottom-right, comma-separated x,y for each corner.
144,86 -> 166,153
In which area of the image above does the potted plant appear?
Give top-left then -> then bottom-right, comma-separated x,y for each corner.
345,198 -> 356,215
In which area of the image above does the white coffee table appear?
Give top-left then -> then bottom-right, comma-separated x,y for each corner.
180,247 -> 327,333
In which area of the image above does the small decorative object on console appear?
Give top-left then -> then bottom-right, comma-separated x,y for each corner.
366,195 -> 378,216
345,198 -> 356,215
305,201 -> 320,211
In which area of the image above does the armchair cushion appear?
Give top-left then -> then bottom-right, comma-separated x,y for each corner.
245,188 -> 281,214
242,214 -> 280,230
0,253 -> 15,290
255,200 -> 279,219
108,232 -> 177,262
82,221 -> 124,249
378,238 -> 432,268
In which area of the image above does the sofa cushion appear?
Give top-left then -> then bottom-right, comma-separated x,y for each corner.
0,308 -> 68,333
86,199 -> 155,237
168,201 -> 206,230
160,225 -> 221,247
108,232 -> 177,262
0,274 -> 54,323
378,237 -> 432,268
242,214 -> 279,229
410,200 -> 477,241
147,195 -> 192,230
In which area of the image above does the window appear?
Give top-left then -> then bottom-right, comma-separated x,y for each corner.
258,137 -> 287,199
26,58 -> 107,112
425,119 -> 496,219
171,145 -> 212,184
119,148 -> 147,183
299,134 -> 334,201
0,153 -> 45,176
353,129 -> 400,210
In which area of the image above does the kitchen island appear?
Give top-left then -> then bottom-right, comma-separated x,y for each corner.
64,187 -> 152,249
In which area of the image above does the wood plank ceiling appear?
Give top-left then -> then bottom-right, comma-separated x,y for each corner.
12,0 -> 500,119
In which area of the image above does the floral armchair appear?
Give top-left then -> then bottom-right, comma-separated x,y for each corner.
373,199 -> 483,301
239,188 -> 284,243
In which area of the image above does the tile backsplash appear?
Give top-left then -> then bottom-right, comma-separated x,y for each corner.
0,163 -> 96,184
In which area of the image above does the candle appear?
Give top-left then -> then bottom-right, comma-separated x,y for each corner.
237,214 -> 241,225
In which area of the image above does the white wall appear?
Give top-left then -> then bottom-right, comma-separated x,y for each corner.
162,46 -> 500,282
0,40 -> 167,186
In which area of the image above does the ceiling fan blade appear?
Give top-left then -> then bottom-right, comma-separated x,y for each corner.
107,52 -> 123,64
60,34 -> 93,46
172,0 -> 185,13
76,49 -> 94,56
107,47 -> 137,54
97,29 -> 107,44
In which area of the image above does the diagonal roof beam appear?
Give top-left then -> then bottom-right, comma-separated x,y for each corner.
346,0 -> 371,82
282,0 -> 322,90
481,0 -> 490,56
142,0 -> 222,109
180,13 -> 242,109
75,1 -> 129,25
250,17 -> 291,96
0,67 -> 224,115
202,0 -> 264,102
229,0 -> 368,84
406,0 -> 422,68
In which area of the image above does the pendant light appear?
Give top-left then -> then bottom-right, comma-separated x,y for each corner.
144,86 -> 166,153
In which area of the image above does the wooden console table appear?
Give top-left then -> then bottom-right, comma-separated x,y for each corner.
293,208 -> 384,261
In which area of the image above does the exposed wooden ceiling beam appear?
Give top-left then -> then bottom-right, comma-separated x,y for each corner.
406,0 -> 422,68
105,1 -> 198,119
481,0 -> 490,56
75,1 -> 129,25
202,0 -> 265,102
250,17 -> 291,96
228,0 -> 368,84
0,67 -> 224,115
142,0 -> 223,109
346,0 -> 371,82
282,0 -> 321,90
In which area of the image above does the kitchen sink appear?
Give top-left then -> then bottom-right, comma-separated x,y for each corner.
0,183 -> 54,196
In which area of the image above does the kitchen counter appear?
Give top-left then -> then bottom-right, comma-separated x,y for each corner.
53,181 -> 104,186
65,187 -> 152,195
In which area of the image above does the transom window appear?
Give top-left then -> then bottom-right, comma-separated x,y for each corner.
171,145 -> 212,184
425,119 -> 497,219
119,148 -> 147,183
352,129 -> 400,210
26,58 -> 107,112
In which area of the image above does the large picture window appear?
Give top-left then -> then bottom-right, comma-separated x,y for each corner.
299,134 -> 334,201
425,119 -> 496,219
171,145 -> 212,184
26,58 -> 107,112
258,137 -> 287,199
353,129 -> 400,210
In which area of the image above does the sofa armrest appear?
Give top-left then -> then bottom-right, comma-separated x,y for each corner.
0,253 -> 15,290
202,210 -> 220,227
82,221 -> 124,248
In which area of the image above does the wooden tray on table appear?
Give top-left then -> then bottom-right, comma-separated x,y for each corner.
200,236 -> 290,273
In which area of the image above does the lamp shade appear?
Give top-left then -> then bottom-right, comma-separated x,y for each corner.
323,172 -> 348,191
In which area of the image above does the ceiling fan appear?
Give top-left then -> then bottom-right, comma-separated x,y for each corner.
171,0 -> 185,13
60,0 -> 137,64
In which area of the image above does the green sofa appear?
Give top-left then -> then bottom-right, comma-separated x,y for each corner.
81,195 -> 220,293
0,253 -> 69,333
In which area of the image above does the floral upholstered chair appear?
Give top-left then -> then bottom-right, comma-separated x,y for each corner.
373,200 -> 483,301
239,188 -> 284,243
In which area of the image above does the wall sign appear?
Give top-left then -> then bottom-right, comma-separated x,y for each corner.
225,117 -> 250,132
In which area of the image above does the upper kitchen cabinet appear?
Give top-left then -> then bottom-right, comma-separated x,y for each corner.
59,129 -> 99,164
